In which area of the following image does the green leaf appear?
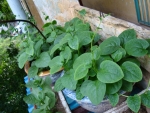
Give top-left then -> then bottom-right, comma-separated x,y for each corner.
118,29 -> 136,45
75,23 -> 90,32
121,61 -> 142,82
23,94 -> 39,104
94,33 -> 101,43
50,31 -> 57,38
76,87 -> 84,100
108,93 -> 119,106
74,64 -> 89,80
61,70 -> 77,90
111,48 -> 126,62
32,109 -> 44,113
96,56 -> 112,70
97,60 -> 124,83
86,80 -> 106,105
141,91 -> 150,108
92,46 -> 101,60
59,33 -> 71,45
54,78 -> 65,91
60,46 -> 72,62
80,80 -> 91,96
121,80 -> 133,92
79,9 -> 86,16
34,52 -> 51,68
76,31 -> 92,46
28,66 -> 38,78
26,81 -> 37,88
18,52 -> 29,68
34,39 -> 43,56
26,44 -> 34,55
49,56 -> 63,74
125,39 -> 149,57
127,95 -> 141,113
99,36 -> 120,55
73,53 -> 92,70
68,35 -> 79,50
50,44 -> 60,55
46,35 -> 55,43
106,80 -> 122,94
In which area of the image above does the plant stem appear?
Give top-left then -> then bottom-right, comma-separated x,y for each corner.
146,80 -> 150,92
120,94 -> 129,98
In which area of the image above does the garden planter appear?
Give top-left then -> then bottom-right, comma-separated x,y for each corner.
24,61 -> 63,83
63,89 -> 126,113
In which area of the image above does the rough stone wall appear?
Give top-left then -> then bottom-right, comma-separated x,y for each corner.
32,0 -> 150,73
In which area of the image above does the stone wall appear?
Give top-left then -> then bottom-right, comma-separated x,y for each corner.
32,0 -> 150,73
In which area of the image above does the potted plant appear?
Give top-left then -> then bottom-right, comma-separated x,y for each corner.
17,17 -> 150,113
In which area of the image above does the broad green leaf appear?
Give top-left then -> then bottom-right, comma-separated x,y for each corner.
60,46 -> 72,62
75,23 -> 90,31
127,95 -> 141,113
141,91 -> 150,108
68,35 -> 79,50
76,31 -> 92,46
125,58 -> 140,67
106,80 -> 122,94
94,33 -> 101,43
49,56 -> 63,74
111,48 -> 126,62
74,64 -> 89,80
34,39 -> 43,56
59,33 -> 71,45
18,52 -> 29,68
121,61 -> 142,82
50,44 -> 60,55
61,70 -> 77,90
96,56 -> 112,70
50,31 -> 57,38
80,80 -> 91,96
46,35 -> 55,43
26,44 -> 34,55
32,109 -> 44,113
34,52 -> 51,68
121,80 -> 133,92
79,9 -> 86,16
92,46 -> 101,60
54,33 -> 66,45
108,93 -> 119,106
23,94 -> 39,104
88,69 -> 96,77
28,66 -> 38,78
73,53 -> 92,70
76,87 -> 84,100
54,78 -> 65,91
118,29 -> 136,45
125,39 -> 149,57
97,60 -> 124,83
26,81 -> 37,88
41,76 -> 52,88
45,92 -> 56,109
86,80 -> 106,105
99,36 -> 120,55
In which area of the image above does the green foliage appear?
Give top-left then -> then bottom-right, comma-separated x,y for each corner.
0,38 -> 27,113
17,17 -> 150,112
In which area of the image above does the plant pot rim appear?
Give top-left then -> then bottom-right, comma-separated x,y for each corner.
24,61 -> 63,77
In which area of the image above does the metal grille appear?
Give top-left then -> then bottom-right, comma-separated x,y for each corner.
134,0 -> 150,26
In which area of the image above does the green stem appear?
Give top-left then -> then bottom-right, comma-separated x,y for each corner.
120,94 -> 129,98
146,80 -> 150,92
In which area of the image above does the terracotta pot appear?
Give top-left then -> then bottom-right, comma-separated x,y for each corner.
24,61 -> 63,77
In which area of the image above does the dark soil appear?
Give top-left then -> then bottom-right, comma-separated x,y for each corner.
123,105 -> 147,113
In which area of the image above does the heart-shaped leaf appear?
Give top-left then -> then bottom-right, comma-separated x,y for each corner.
141,90 -> 150,108
121,80 -> 133,92
28,66 -> 38,78
68,35 -> 79,50
73,53 -> 92,70
121,61 -> 142,82
99,36 -> 120,55
97,60 -> 124,83
106,80 -> 122,94
49,56 -> 63,74
118,29 -> 136,45
111,48 -> 126,62
34,52 -> 51,68
74,64 -> 89,80
18,52 -> 29,69
125,39 -> 149,57
60,46 -> 72,62
80,80 -> 91,96
54,78 -> 64,91
86,80 -> 106,105
108,93 -> 119,107
127,95 -> 141,113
